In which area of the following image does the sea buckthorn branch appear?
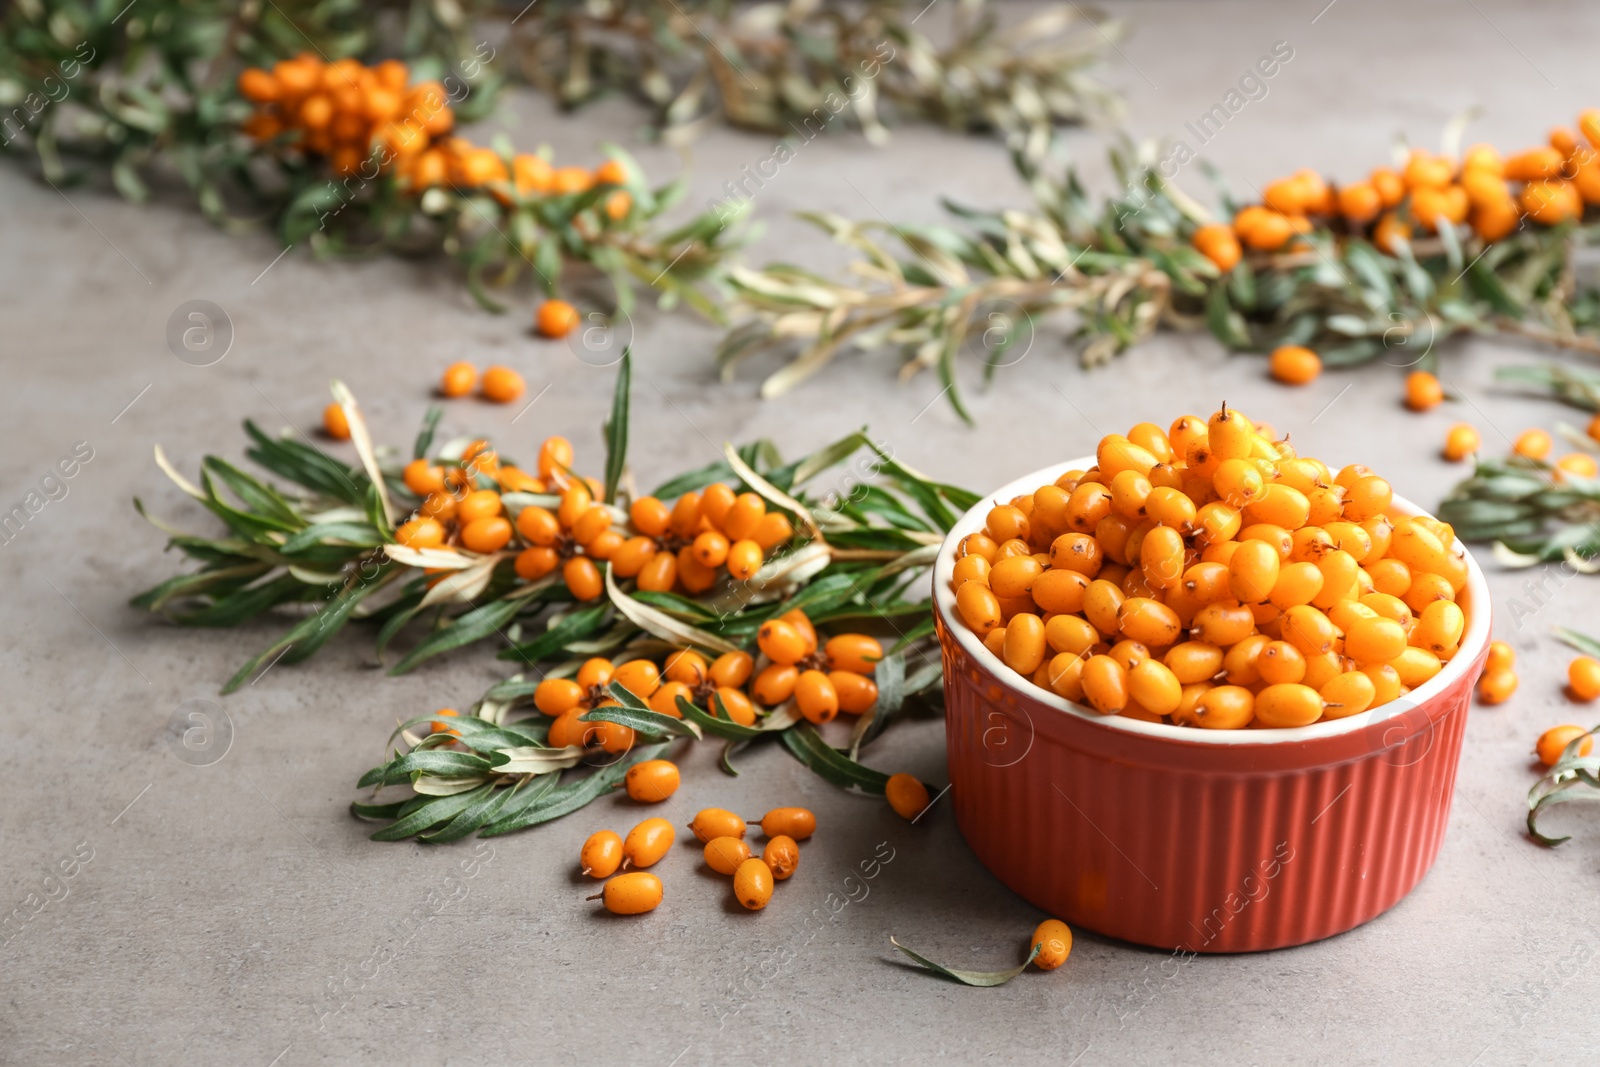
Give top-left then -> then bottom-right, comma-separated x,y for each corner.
1527,719 -> 1600,846
721,128 -> 1600,423
0,0 -> 499,203
1438,453 -> 1600,570
134,355 -> 964,710
502,0 -> 1123,143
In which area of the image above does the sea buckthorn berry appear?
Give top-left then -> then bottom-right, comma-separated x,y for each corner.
704,836 -> 752,875
1257,640 -> 1307,685
534,677 -> 584,717
624,759 -> 680,804
726,539 -> 763,580
734,858 -> 775,911
1569,657 -> 1600,700
429,708 -> 461,736
1031,919 -> 1073,970
1345,616 -> 1409,665
1193,222 -> 1242,272
709,650 -> 755,689
995,538 -> 1033,560
1064,484 -> 1111,533
403,459 -> 446,496
1477,669 -> 1517,705
1128,659 -> 1182,716
886,773 -> 930,821
480,365 -> 525,403
1107,639 -> 1149,673
1281,605 -> 1336,656
764,835 -> 800,880
563,556 -> 603,600
750,511 -> 794,550
437,360 -> 478,398
1139,525 -> 1186,590
591,716 -> 635,754
461,516 -> 512,553
691,530 -> 730,568
795,670 -> 840,724
636,551 -> 676,592
577,659 -> 615,691
677,547 -> 717,593
1080,655 -> 1129,715
690,808 -> 746,843
1194,502 -> 1242,545
536,299 -> 580,338
1227,540 -> 1281,604
1214,458 -> 1264,507
1145,487 -> 1197,532
1118,598 -> 1181,647
952,553 -> 991,587
622,817 -> 675,868
818,633 -> 881,678
698,482 -> 736,529
662,649 -> 707,686
1392,647 -> 1443,688
716,687 -> 757,726
1342,477 -> 1392,522
596,871 -> 662,915
1081,579 -> 1125,636
1165,641 -> 1223,684
752,663 -> 799,706
1254,683 -> 1325,728
1513,428 -> 1553,460
758,619 -> 809,665
759,807 -> 815,840
1268,345 -> 1321,385
1045,614 -> 1099,657
779,610 -> 819,655
1206,405 -> 1255,462
1537,725 -> 1592,767
1311,549 -> 1360,610
960,533 -> 1000,562
613,659 -> 661,699
721,493 -> 768,541
1402,571 -> 1454,616
547,708 -> 589,748
1002,613 -> 1048,676
629,495 -> 670,537
1268,561 -> 1324,611
571,504 -> 613,546
1097,434 -> 1161,478
395,516 -> 445,549
1110,470 -> 1153,519
986,503 -> 1030,543
1191,685 -> 1255,729
1415,600 -> 1465,656
1404,371 -> 1443,412
989,555 -> 1043,599
514,505 -> 559,547
581,830 -> 624,878
609,536 -> 657,578
457,489 -> 502,525
650,681 -> 691,717
1443,423 -> 1481,462
666,491 -> 701,538
322,402 -> 350,440
957,580 -> 1003,636
831,670 -> 878,714
1556,453 -> 1600,480
1046,653 -> 1087,700
1193,603 -> 1256,647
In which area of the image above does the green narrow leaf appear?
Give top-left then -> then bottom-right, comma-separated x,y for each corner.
479,743 -> 667,836
889,937 -> 1042,987
582,682 -> 703,739
367,789 -> 486,842
603,350 -> 631,504
414,405 -> 443,460
781,723 -> 890,794
390,596 -> 524,675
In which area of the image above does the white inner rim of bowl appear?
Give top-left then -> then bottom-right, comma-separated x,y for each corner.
933,457 -> 1493,745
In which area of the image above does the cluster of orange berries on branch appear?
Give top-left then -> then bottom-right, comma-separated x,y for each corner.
236,54 -> 634,219
582,806 -> 815,915
391,433 -> 804,600
950,405 -> 1472,729
530,612 -> 884,753
1190,110 -> 1600,272
237,54 -> 452,179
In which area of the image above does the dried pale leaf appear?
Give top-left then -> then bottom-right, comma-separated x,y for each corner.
604,565 -> 741,654
153,445 -> 206,499
723,442 -> 823,542
331,380 -> 394,527
420,555 -> 500,607
412,775 -> 491,796
385,544 -> 478,570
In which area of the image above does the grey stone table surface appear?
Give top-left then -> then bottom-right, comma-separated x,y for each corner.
4,0 -> 1600,1063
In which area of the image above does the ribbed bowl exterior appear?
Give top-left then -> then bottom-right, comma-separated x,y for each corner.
934,460 -> 1489,953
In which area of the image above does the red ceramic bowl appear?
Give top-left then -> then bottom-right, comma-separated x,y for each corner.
934,459 -> 1490,953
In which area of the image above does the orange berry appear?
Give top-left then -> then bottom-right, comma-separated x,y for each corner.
1555,453 -> 1598,480
624,759 -> 680,803
1404,370 -> 1444,412
1537,724 -> 1592,767
564,556 -> 604,600
1337,181 -> 1381,224
1520,179 -> 1582,225
1569,656 -> 1600,701
1240,209 -> 1293,252
1268,345 -> 1321,386
794,669 -> 839,724
536,299 -> 580,338
395,516 -> 445,548
460,516 -> 512,553
550,166 -> 593,195
594,158 -> 628,185
1513,428 -> 1552,460
480,365 -> 526,403
512,153 -> 553,196
1191,223 -> 1241,272
322,402 -> 350,440
1373,212 -> 1412,254
885,773 -> 930,820
1442,423 -> 1480,462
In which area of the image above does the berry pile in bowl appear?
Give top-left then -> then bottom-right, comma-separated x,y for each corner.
947,404 -> 1470,731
